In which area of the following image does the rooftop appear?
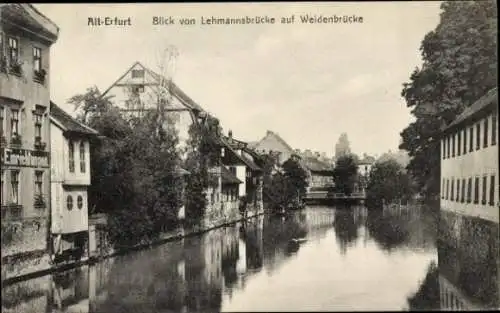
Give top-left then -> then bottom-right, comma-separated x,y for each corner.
303,157 -> 334,172
50,102 -> 99,136
444,87 -> 498,132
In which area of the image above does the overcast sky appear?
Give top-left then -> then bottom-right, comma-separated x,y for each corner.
36,2 -> 442,158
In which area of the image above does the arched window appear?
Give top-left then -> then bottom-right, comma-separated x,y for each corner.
77,195 -> 84,209
67,195 -> 73,211
68,140 -> 75,172
79,142 -> 86,173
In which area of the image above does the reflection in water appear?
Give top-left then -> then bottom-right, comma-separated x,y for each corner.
3,205 -> 498,312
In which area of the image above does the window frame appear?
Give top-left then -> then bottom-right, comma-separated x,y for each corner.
35,170 -> 43,196
11,109 -> 19,136
473,177 -> 479,204
77,195 -> 84,210
492,114 -> 497,146
469,126 -> 474,153
10,170 -> 20,205
68,140 -> 75,173
467,178 -> 472,203
7,36 -> 19,65
33,46 -> 42,73
67,195 -> 74,211
476,122 -> 481,151
79,141 -> 86,173
483,118 -> 489,148
482,176 -> 487,205
461,178 -> 466,203
489,175 -> 495,206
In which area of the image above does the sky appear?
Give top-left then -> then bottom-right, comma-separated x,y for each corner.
35,2 -> 443,158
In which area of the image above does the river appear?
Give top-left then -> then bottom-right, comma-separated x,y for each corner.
2,205 -> 498,312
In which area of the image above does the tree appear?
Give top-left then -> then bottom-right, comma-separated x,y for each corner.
399,1 -> 497,199
282,157 -> 309,208
366,159 -> 413,208
335,133 -> 352,159
183,113 -> 221,226
70,87 -> 184,247
332,154 -> 358,195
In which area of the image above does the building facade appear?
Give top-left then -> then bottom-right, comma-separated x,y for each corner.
49,101 -> 99,263
0,4 -> 59,279
250,130 -> 295,165
440,88 -> 498,223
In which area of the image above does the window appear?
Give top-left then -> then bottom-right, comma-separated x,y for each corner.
35,171 -> 43,195
492,115 -> 497,146
469,126 -> 474,152
456,179 -> 460,202
132,85 -> 145,93
0,106 -> 4,136
77,195 -> 83,209
131,69 -> 144,78
79,142 -> 86,173
467,178 -> 472,203
463,129 -> 467,155
451,134 -> 455,157
474,177 -> 479,204
446,136 -> 450,159
8,37 -> 18,65
450,179 -> 454,201
33,47 -> 42,72
446,179 -> 449,200
67,195 -> 73,210
11,109 -> 19,135
68,140 -> 75,172
476,123 -> 480,150
461,178 -> 466,203
457,132 -> 461,156
441,178 -> 445,199
482,176 -> 487,205
34,113 -> 42,140
1,171 -> 4,205
442,140 -> 445,160
490,175 -> 495,206
11,170 -> 19,204
483,118 -> 489,148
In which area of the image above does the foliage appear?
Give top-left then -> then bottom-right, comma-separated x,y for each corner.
282,157 -> 309,208
70,87 -> 183,247
332,154 -> 358,195
366,159 -> 414,208
399,1 -> 497,198
183,113 -> 222,225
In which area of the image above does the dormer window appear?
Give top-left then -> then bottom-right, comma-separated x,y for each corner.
131,69 -> 145,78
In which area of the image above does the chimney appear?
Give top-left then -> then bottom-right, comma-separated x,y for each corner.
228,130 -> 232,139
305,149 -> 312,157
315,151 -> 321,158
266,130 -> 273,136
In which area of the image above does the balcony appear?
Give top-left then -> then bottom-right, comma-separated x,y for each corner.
33,69 -> 47,85
9,61 -> 23,77
34,194 -> 47,209
34,136 -> 47,151
10,133 -> 22,149
1,203 -> 23,220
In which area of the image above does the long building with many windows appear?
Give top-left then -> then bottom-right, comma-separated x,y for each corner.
440,88 -> 498,223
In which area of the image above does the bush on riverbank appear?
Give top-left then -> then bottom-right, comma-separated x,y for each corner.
366,159 -> 414,208
70,87 -> 184,247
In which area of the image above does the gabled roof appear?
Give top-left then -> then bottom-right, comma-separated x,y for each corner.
221,166 -> 242,185
101,61 -> 205,113
443,88 -> 498,133
253,130 -> 295,155
2,4 -> 59,42
50,102 -> 99,136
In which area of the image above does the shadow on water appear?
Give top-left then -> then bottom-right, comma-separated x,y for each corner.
2,205 -> 498,312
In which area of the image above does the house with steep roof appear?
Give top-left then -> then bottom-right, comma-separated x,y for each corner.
251,130 -> 296,165
301,156 -> 334,191
221,130 -> 263,217
1,4 -> 59,280
440,87 -> 498,223
100,61 -> 206,157
49,101 -> 99,263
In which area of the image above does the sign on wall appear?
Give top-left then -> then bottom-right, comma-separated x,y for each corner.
1,148 -> 49,168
